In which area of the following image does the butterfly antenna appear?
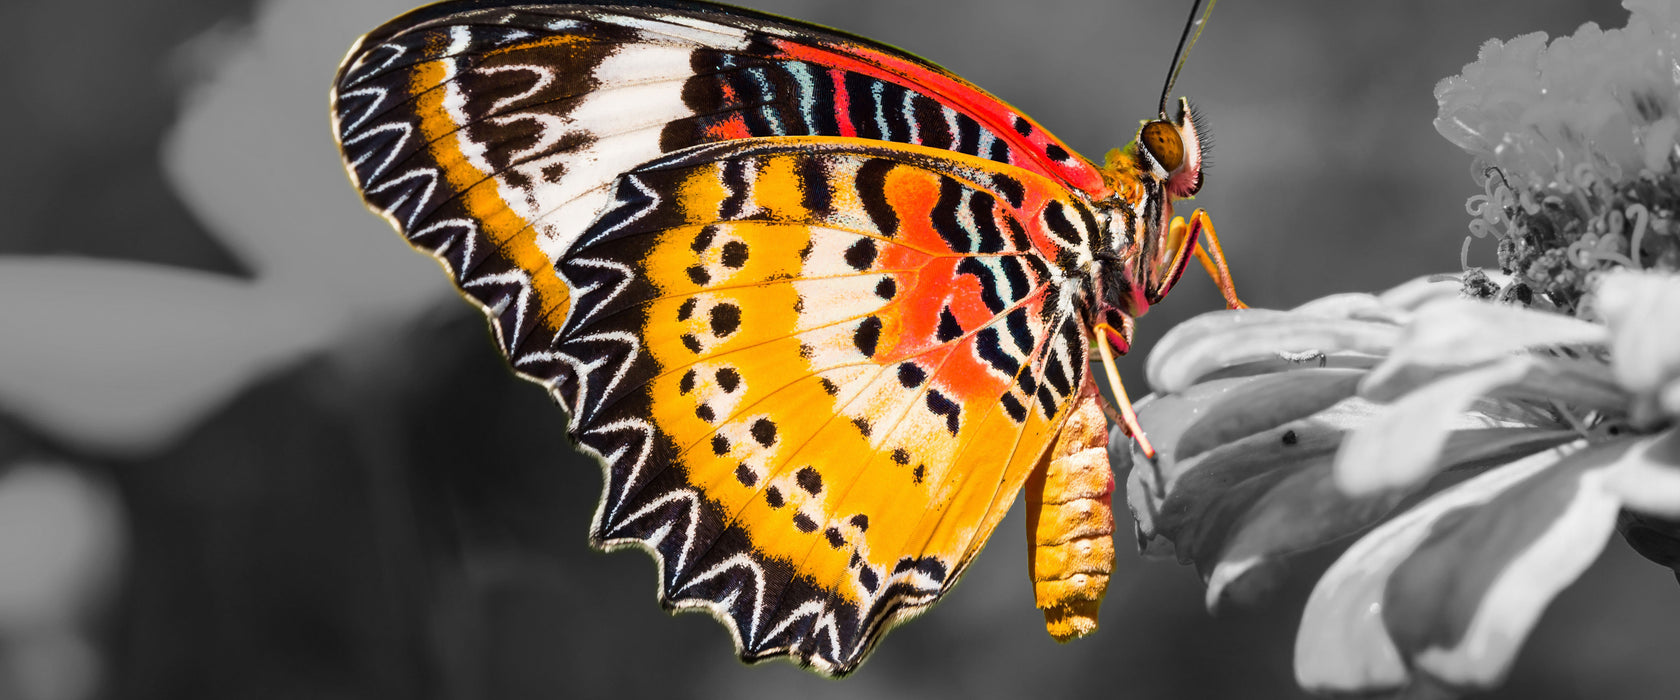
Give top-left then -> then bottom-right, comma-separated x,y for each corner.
1158,0 -> 1217,117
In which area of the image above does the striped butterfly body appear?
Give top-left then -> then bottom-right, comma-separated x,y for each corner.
332,0 -> 1235,676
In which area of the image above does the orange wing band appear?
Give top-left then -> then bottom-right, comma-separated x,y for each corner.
1024,380 -> 1116,642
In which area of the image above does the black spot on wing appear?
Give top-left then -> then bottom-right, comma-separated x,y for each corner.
691,225 -> 716,253
1017,371 -> 1038,402
796,466 -> 823,494
925,390 -> 961,435
855,159 -> 899,237
993,174 -> 1025,209
974,327 -> 1020,377
843,72 -> 878,140
720,240 -> 749,268
875,81 -> 913,142
1043,200 -> 1082,247
710,303 -> 741,337
953,113 -> 981,156
999,256 -> 1031,301
936,307 -> 962,343
1073,200 -> 1101,239
751,418 -> 778,446
1005,308 -> 1034,354
844,238 -> 878,270
1043,350 -> 1071,397
1036,383 -> 1059,416
853,316 -> 883,357
896,363 -> 927,388
970,191 -> 1005,254
718,158 -> 750,219
955,258 -> 1007,314
893,556 -> 948,583
798,156 -> 832,216
1005,217 -> 1029,251
716,367 -> 741,393
986,134 -> 1010,164
999,391 -> 1028,422
931,177 -> 970,253
912,96 -> 952,149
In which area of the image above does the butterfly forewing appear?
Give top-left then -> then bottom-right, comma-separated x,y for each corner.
331,0 -> 1111,675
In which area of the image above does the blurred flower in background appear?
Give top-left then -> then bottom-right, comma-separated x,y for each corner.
1125,1 -> 1680,696
0,464 -> 123,700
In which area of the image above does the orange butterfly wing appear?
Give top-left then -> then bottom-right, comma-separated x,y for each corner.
331,1 -> 1113,674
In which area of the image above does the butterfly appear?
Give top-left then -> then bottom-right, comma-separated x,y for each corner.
331,0 -> 1242,676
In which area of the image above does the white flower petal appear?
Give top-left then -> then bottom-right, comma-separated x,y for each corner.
1602,429 -> 1680,518
1407,441 -> 1631,689
1339,358 -> 1537,496
1204,426 -> 1571,613
1364,299 -> 1609,392
1290,293 -> 1384,319
1295,446 -> 1567,694
1376,275 -> 1465,313
1596,270 -> 1680,397
1147,311 -> 1399,393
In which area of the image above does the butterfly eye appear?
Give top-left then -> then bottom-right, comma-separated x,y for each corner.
1140,121 -> 1185,172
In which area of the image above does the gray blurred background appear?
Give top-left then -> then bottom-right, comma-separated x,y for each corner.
0,0 -> 1676,698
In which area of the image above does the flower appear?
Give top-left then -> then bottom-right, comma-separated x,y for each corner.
1442,0 -> 1680,315
1120,271 -> 1680,697
1120,3 -> 1680,693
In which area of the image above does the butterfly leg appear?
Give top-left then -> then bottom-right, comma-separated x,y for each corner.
1024,377 -> 1115,642
1187,209 -> 1247,309
1092,321 -> 1155,460
1092,319 -> 1169,500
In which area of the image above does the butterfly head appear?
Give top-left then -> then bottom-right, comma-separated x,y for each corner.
1087,97 -> 1209,322
1137,97 -> 1205,200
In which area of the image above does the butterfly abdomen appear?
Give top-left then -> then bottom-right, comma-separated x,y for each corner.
1024,381 -> 1116,641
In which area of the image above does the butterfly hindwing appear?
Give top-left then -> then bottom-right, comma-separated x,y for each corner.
555,137 -> 1092,673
